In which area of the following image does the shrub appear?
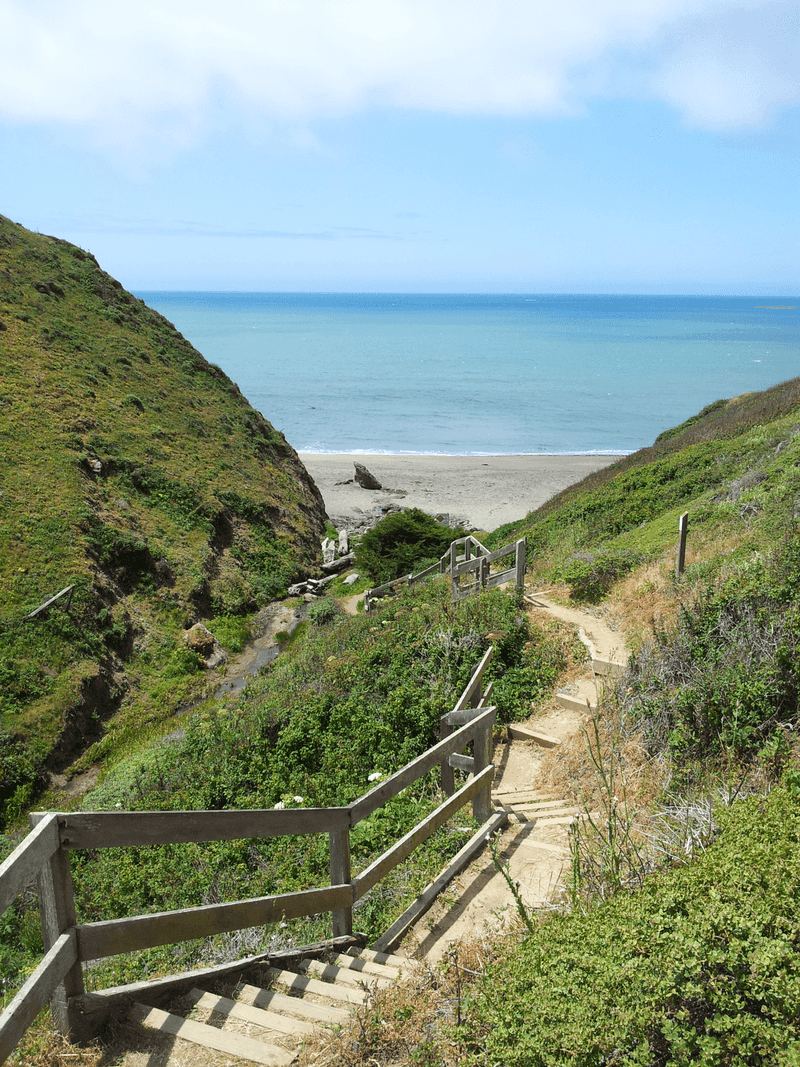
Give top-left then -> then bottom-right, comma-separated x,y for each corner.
306,597 -> 342,626
473,785 -> 800,1067
557,548 -> 642,602
355,509 -> 467,584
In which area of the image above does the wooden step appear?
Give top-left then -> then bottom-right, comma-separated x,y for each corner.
499,797 -> 573,812
330,953 -> 404,979
187,988 -> 314,1037
507,724 -> 561,747
592,658 -> 626,677
266,967 -> 368,1005
130,1002 -> 295,1066
358,947 -> 419,970
492,789 -> 557,801
300,958 -> 392,989
517,838 -> 570,855
238,984 -> 350,1025
555,691 -> 596,713
535,811 -> 599,826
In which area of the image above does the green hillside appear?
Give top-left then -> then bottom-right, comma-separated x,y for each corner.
0,215 -> 327,825
487,376 -> 800,611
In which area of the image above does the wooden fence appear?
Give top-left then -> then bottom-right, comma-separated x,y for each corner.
0,648 -> 498,1062
365,535 -> 526,612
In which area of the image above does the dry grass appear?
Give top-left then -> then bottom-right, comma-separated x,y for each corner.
8,1023 -> 105,1067
294,938 -> 502,1067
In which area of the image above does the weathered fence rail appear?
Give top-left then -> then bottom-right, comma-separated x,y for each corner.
365,535 -> 526,612
0,647 -> 498,1062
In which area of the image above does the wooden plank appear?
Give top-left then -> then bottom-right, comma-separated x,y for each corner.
485,568 -> 516,589
329,954 -> 401,980
467,535 -> 490,555
352,766 -> 494,900
484,543 -> 516,564
507,724 -> 561,748
299,959 -> 392,989
350,706 -> 496,823
477,680 -> 494,708
0,931 -> 77,1064
328,830 -> 352,938
443,707 -> 486,726
36,828 -> 84,1036
372,810 -> 508,953
239,984 -> 350,1025
82,935 -> 364,1009
129,1003 -> 294,1066
25,585 -> 74,619
356,948 -> 417,970
56,806 -> 350,849
0,814 -> 59,917
187,988 -> 314,1036
409,560 -> 441,585
451,557 -> 483,578
266,968 -> 367,1005
77,883 -> 354,960
447,753 -> 474,772
452,647 -> 493,712
517,839 -> 570,855
454,644 -> 492,712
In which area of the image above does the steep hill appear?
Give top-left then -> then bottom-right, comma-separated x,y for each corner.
0,215 -> 327,824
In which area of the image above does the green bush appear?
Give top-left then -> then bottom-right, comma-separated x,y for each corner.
306,597 -> 342,626
355,509 -> 467,584
472,784 -> 800,1066
557,548 -> 642,602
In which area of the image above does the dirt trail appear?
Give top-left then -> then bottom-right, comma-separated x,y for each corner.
402,591 -> 630,962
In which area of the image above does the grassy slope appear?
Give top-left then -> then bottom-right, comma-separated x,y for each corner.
487,377 -> 800,609
0,215 -> 327,825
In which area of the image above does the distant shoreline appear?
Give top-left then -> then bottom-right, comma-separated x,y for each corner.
300,452 -> 624,532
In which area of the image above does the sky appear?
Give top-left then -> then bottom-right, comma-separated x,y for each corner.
0,0 -> 798,293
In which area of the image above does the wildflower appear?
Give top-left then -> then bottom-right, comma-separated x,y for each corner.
115,802 -> 122,809
273,801 -> 285,810
368,772 -> 383,782
293,796 -> 304,804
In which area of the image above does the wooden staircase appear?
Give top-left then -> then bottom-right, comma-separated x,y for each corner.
129,948 -> 415,1065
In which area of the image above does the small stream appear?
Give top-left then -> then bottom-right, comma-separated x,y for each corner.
213,605 -> 305,698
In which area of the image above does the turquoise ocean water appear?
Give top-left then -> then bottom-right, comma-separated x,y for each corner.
136,293 -> 798,456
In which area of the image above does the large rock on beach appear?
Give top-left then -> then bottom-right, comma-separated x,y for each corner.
354,462 -> 382,490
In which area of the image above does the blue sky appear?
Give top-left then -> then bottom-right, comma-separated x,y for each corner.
1,0 -> 797,293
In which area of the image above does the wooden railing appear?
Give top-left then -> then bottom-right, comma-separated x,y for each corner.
365,535 -> 526,612
0,648 -> 498,1062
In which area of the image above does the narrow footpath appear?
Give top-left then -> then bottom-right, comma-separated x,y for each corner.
402,589 -> 629,962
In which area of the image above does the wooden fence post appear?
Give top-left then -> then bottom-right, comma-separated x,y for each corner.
440,716 -> 455,797
480,555 -> 488,590
328,829 -> 353,937
676,513 -> 689,576
515,539 -> 526,592
471,711 -> 494,823
35,823 -> 84,1038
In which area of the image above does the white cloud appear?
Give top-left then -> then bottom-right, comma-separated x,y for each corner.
0,0 -> 796,153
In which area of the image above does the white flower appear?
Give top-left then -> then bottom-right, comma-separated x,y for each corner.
273,801 -> 285,810
115,802 -> 122,809
293,796 -> 304,804
368,772 -> 383,782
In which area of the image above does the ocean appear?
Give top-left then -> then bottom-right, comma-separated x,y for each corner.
135,293 -> 798,456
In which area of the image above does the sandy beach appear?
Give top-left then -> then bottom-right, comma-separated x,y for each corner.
300,453 -> 624,533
